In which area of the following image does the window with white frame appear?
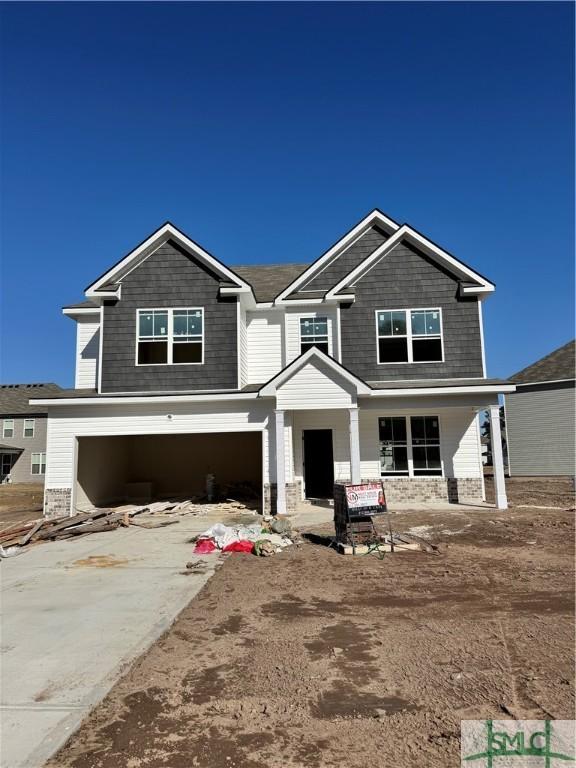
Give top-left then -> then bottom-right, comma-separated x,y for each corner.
410,416 -> 441,475
379,417 -> 409,475
378,415 -> 442,477
2,419 -> 14,439
300,317 -> 329,355
31,452 -> 46,475
23,419 -> 35,438
137,309 -> 204,365
377,308 -> 442,363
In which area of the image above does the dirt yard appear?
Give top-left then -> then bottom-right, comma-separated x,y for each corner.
0,483 -> 44,528
47,478 -> 574,768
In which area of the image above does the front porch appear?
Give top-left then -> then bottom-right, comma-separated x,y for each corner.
261,351 -> 509,515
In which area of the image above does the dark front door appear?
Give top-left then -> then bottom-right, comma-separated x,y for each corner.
303,429 -> 334,498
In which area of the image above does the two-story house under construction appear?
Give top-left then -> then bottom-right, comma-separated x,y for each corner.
31,210 -> 514,517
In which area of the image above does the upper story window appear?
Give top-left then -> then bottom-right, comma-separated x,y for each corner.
300,317 -> 329,355
2,419 -> 14,438
23,419 -> 35,438
376,308 -> 443,364
137,308 -> 204,366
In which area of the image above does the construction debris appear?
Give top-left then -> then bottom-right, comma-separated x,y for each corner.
193,520 -> 294,557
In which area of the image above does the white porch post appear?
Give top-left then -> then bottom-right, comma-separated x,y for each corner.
349,407 -> 361,484
489,404 -> 508,510
274,409 -> 286,515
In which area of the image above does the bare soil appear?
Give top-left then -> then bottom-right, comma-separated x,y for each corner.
48,479 -> 575,768
0,483 -> 43,529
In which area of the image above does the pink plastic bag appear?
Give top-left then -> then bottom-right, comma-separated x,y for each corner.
194,538 -> 217,554
222,540 -> 254,553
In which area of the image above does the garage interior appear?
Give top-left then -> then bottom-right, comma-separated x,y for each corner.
75,433 -> 262,512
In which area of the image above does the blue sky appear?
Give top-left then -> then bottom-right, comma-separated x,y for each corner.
1,1 -> 573,386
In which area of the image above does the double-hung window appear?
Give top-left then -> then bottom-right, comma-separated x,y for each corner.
2,419 -> 14,439
377,308 -> 443,363
378,415 -> 442,477
23,419 -> 35,438
300,317 -> 329,355
137,309 -> 204,365
31,452 -> 46,475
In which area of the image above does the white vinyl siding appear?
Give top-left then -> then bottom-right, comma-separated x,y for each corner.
275,362 -> 355,411
505,384 -> 576,476
246,310 -> 284,385
43,401 -> 273,492
75,317 -> 101,389
285,307 -> 338,364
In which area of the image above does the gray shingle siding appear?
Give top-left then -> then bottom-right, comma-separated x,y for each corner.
100,241 -> 238,393
505,383 -> 576,476
301,226 -> 389,293
1,416 -> 48,483
340,241 -> 484,381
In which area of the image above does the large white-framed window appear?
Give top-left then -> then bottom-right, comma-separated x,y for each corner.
378,415 -> 443,477
136,308 -> 204,366
2,419 -> 14,439
376,308 -> 443,364
31,452 -> 46,475
299,316 -> 329,355
23,419 -> 35,438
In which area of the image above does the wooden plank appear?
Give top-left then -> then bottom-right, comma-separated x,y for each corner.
19,520 -> 45,546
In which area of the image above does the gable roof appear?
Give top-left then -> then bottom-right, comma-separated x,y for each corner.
85,222 -> 251,297
234,264 -> 309,303
259,347 -> 371,396
511,340 -> 575,385
274,209 -> 400,302
0,383 -> 63,415
325,224 -> 494,299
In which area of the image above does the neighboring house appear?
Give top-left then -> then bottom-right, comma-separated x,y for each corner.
505,340 -> 575,476
0,384 -> 62,483
30,210 -> 514,518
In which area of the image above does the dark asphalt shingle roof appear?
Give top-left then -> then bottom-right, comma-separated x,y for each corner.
234,264 -> 310,302
63,299 -> 100,310
0,383 -> 63,415
511,340 -> 575,385
368,378 -> 511,390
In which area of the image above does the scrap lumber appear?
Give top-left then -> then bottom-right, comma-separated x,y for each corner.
19,519 -> 45,546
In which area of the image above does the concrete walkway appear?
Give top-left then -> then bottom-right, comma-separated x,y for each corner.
0,512 -> 237,768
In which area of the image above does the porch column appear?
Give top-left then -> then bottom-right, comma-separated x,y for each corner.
348,407 -> 361,484
489,404 -> 508,510
274,409 -> 286,515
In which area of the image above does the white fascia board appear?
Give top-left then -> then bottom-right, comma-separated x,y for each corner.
365,384 -> 516,398
220,286 -> 252,294
86,223 -> 251,296
30,392 -> 261,407
325,225 -> 495,299
259,347 -> 371,396
62,308 -> 101,317
275,210 -> 399,303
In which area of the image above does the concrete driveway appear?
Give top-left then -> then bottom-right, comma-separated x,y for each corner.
0,512 -> 236,768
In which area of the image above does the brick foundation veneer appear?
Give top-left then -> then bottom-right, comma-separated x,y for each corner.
44,488 -> 72,518
263,482 -> 301,514
366,477 -> 484,504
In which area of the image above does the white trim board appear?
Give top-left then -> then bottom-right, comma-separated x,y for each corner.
326,225 -> 494,300
85,222 -> 251,297
274,209 -> 399,303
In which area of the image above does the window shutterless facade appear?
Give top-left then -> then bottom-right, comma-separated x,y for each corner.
300,317 -> 329,355
379,415 -> 442,477
2,419 -> 14,438
31,452 -> 46,475
376,308 -> 443,364
136,308 -> 204,365
23,419 -> 35,438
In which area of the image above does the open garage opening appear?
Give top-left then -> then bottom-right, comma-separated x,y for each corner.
75,432 -> 263,513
